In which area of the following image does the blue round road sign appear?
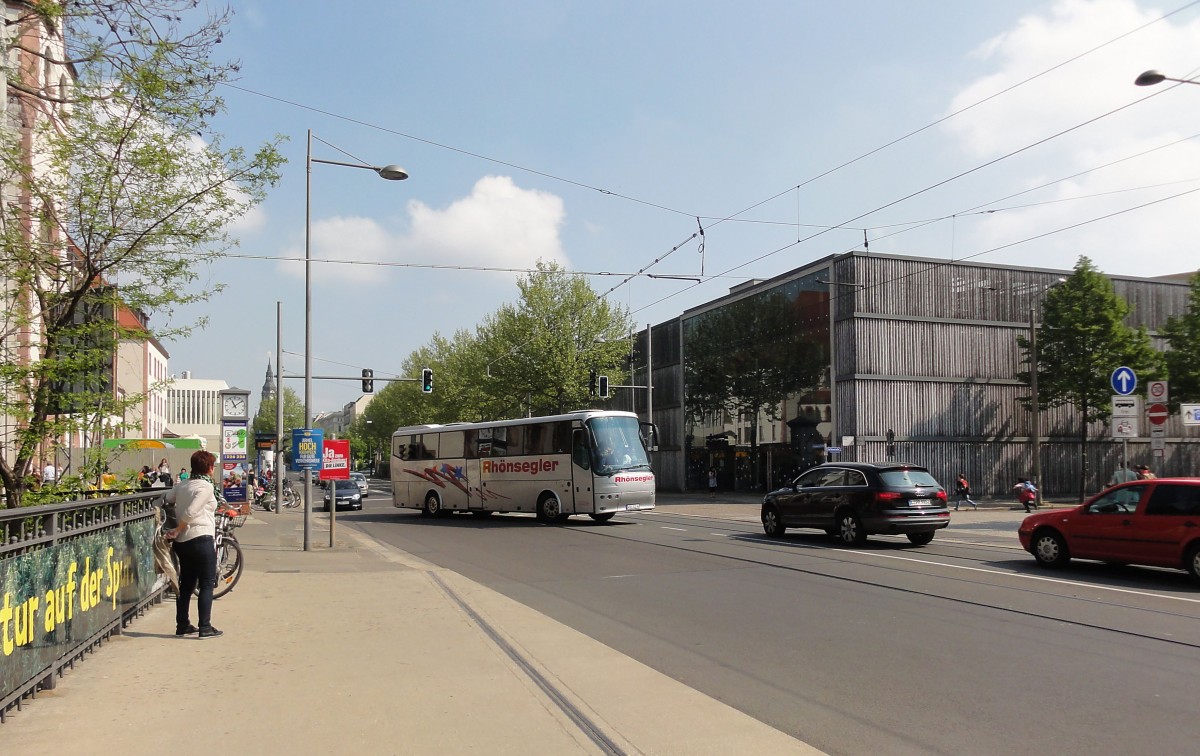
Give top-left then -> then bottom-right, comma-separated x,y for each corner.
1110,366 -> 1137,396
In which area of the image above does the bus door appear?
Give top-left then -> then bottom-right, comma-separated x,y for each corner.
464,458 -> 486,510
571,429 -> 595,510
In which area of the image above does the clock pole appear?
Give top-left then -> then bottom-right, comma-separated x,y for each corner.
218,388 -> 253,510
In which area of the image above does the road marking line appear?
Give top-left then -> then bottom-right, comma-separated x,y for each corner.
661,526 -> 686,531
844,550 -> 1200,604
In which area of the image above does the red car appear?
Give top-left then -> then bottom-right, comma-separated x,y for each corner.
1018,478 -> 1200,583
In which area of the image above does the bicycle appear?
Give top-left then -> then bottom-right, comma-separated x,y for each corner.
160,503 -> 245,599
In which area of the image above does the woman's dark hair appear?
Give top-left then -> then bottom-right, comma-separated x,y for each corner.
190,450 -> 217,476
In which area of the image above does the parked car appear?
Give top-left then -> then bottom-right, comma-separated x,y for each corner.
1018,478 -> 1200,583
761,462 -> 950,546
323,479 -> 363,511
350,471 -> 369,496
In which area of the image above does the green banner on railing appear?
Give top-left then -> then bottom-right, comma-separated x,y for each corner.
1,520 -> 157,699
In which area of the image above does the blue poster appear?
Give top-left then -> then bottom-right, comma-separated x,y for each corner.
291,428 -> 324,471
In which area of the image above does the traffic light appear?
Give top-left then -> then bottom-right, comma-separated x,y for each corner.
589,370 -> 597,397
598,375 -> 610,399
421,367 -> 433,393
361,368 -> 374,393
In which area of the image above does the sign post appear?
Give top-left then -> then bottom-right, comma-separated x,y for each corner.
292,428 -> 324,551
1111,390 -> 1140,473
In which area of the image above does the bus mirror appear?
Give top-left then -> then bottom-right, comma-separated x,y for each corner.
640,422 -> 659,451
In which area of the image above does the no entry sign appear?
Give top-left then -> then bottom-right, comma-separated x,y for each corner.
1148,403 -> 1169,426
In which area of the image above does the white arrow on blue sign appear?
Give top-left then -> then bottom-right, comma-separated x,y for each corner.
1110,366 -> 1137,396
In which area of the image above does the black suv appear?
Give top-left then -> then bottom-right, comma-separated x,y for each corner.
761,462 -> 950,546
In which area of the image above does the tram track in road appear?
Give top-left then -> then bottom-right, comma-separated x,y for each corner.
549,510 -> 1200,648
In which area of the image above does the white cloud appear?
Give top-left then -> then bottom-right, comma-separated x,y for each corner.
405,175 -> 568,270
939,0 -> 1200,277
277,175 -> 569,285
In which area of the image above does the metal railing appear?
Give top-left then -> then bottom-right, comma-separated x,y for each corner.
1,491 -> 166,722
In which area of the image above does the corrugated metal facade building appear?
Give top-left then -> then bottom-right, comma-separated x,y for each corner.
612,251 -> 1197,497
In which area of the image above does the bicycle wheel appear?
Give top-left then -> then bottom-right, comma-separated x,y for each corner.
211,536 -> 244,599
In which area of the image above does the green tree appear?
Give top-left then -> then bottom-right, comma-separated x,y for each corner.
0,3 -> 284,507
684,290 -> 826,489
1161,272 -> 1200,404
475,261 -> 633,418
1021,257 -> 1162,500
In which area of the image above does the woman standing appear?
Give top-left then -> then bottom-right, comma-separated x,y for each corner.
164,450 -> 223,639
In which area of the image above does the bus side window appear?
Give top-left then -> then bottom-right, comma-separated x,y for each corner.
440,431 -> 464,459
553,422 -> 573,454
422,434 -> 439,460
394,436 -> 411,461
463,430 -> 478,459
491,427 -> 507,457
572,430 -> 591,470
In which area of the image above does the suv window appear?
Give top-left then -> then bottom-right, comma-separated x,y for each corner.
815,469 -> 846,487
878,469 -> 939,487
845,469 -> 868,487
795,468 -> 830,488
1145,484 -> 1200,516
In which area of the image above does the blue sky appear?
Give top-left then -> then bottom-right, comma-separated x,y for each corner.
166,0 -> 1200,416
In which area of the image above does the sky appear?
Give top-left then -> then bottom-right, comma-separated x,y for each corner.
164,0 -> 1200,418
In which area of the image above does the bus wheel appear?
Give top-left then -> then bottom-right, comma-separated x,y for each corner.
537,494 -> 564,523
589,512 -> 615,523
422,493 -> 441,518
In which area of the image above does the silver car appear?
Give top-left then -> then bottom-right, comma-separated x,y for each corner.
350,471 -> 369,497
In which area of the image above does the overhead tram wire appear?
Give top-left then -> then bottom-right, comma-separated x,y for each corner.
632,181 -> 1200,322
660,0 -> 1200,241
219,3 -> 1200,309
222,82 -> 693,221
628,78 -> 1195,316
215,172 -> 1198,276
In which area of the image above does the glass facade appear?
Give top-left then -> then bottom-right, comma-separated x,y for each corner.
682,271 -> 831,492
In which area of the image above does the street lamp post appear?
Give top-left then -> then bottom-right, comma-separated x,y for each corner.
304,129 -> 407,551
1029,303 -> 1042,506
1134,70 -> 1200,87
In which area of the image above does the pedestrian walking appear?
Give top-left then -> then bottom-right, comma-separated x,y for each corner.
164,450 -> 224,640
1109,464 -> 1138,486
708,468 -> 718,499
1013,477 -> 1038,513
954,473 -> 976,510
42,461 -> 57,484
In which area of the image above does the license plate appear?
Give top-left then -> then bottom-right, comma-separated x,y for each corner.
909,498 -> 931,507
626,503 -> 641,511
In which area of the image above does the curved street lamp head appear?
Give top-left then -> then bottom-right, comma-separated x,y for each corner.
376,164 -> 409,181
1135,69 -> 1166,86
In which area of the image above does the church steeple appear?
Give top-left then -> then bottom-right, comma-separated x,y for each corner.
262,359 -> 277,403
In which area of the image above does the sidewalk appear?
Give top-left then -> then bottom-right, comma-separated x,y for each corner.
1,507 -> 819,755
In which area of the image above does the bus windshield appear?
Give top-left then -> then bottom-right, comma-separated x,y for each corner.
587,416 -> 650,475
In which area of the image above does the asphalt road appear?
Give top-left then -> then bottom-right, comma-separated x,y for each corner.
346,481 -> 1200,755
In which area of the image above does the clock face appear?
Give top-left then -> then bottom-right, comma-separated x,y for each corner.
223,395 -> 247,417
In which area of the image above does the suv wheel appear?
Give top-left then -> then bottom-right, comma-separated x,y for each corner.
762,507 -> 786,537
837,510 -> 867,546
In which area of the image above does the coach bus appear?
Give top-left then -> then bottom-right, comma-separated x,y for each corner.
390,410 -> 656,522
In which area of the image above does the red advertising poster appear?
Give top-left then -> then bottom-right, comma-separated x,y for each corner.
319,439 -> 351,481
